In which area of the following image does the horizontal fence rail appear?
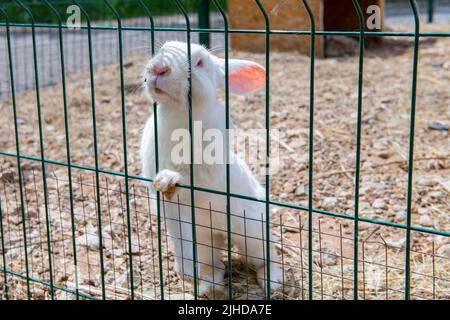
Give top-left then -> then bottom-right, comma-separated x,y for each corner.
0,0 -> 449,300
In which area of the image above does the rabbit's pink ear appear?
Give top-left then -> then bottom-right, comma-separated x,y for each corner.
216,58 -> 266,95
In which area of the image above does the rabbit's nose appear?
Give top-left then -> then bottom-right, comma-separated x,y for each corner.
152,65 -> 171,77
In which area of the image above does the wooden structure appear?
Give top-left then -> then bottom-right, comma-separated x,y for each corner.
228,0 -> 385,57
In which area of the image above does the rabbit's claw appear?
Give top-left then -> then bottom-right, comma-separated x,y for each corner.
153,169 -> 181,200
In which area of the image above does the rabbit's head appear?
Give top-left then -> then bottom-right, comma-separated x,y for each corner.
144,41 -> 265,108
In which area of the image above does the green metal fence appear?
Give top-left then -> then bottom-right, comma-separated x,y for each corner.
0,0 -> 449,300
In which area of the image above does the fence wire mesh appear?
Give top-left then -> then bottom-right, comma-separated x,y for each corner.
1,169 -> 448,300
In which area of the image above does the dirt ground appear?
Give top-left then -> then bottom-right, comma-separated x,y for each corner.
0,22 -> 449,300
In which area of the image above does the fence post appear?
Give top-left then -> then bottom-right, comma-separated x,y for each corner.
428,0 -> 434,23
198,0 -> 210,47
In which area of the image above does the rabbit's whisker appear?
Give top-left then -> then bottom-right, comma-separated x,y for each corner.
127,81 -> 147,96
208,45 -> 224,54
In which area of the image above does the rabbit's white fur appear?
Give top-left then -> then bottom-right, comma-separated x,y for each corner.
140,41 -> 282,296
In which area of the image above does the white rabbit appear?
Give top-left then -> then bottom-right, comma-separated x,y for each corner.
140,41 -> 282,297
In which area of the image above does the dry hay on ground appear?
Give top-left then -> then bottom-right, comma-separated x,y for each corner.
0,23 -> 449,300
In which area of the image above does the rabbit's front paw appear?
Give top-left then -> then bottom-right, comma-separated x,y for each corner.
153,169 -> 182,200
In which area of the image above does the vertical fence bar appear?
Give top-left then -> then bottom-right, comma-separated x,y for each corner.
351,0 -> 365,301
72,0 -> 106,300
0,6 -> 27,300
103,0 -> 135,300
15,0 -> 55,299
136,0 -> 165,300
198,0 -> 210,47
0,186 -> 7,299
211,0 -> 233,300
427,0 -> 434,23
405,0 -> 420,301
173,0 -> 198,300
432,241 -> 435,299
301,0 -> 316,301
254,0 -> 271,299
0,0 -> 444,303
42,0 -> 80,300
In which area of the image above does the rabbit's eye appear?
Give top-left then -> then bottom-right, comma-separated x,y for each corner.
196,59 -> 203,68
